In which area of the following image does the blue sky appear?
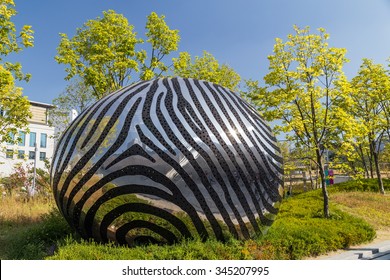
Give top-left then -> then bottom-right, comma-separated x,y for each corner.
8,0 -> 390,103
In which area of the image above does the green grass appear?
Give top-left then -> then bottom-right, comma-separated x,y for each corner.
50,190 -> 374,260
329,178 -> 390,193
2,180 -> 383,260
331,192 -> 390,231
0,196 -> 55,259
263,191 -> 375,259
1,209 -> 73,260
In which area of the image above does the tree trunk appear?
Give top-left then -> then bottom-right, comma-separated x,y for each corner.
368,144 -> 374,178
302,171 -> 307,192
316,148 -> 330,218
308,165 -> 314,190
358,144 -> 369,178
372,141 -> 385,194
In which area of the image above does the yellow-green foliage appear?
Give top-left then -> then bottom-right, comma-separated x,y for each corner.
0,0 -> 33,144
55,10 -> 180,98
172,51 -> 241,91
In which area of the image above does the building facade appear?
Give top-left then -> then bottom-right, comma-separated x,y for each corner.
0,101 -> 55,177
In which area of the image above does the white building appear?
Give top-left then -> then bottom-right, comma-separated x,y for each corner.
0,101 -> 55,177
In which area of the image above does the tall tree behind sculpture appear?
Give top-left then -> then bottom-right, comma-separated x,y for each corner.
55,10 -> 179,99
172,51 -> 241,91
340,59 -> 390,194
249,26 -> 350,218
49,78 -> 97,139
140,12 -> 180,81
0,0 -> 33,144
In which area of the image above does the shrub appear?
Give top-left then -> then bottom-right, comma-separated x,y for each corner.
329,178 -> 390,193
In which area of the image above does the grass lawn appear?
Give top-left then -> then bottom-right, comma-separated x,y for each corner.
0,196 -> 54,259
331,192 -> 390,239
1,179 -> 388,260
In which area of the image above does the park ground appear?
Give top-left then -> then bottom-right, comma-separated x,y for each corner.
0,179 -> 389,260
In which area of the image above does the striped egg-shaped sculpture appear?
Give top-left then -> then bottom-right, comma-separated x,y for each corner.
51,77 -> 283,246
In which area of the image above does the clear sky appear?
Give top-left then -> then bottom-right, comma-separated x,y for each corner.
8,0 -> 390,104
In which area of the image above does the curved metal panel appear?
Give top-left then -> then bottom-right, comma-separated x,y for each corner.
51,77 -> 284,246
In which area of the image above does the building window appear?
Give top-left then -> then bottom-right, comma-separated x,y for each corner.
17,150 -> 25,159
29,151 -> 36,160
6,149 -> 13,159
39,152 -> 46,161
6,132 -> 15,145
29,132 -> 36,147
18,131 -> 26,146
40,133 -> 47,148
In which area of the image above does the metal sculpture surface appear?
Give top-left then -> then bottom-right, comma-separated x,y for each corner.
51,77 -> 283,245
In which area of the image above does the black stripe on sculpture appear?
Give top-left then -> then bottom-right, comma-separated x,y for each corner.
204,81 -> 280,214
99,203 -> 192,243
66,97 -> 143,221
142,79 -> 176,155
82,182 -> 206,241
170,78 -> 254,238
56,83 -> 149,214
189,79 -> 271,228
211,84 -> 283,203
116,220 -> 178,245
180,79 -> 263,230
159,79 -> 241,238
105,144 -> 156,170
162,79 -> 249,237
79,165 -> 209,240
52,81 -> 149,196
135,125 -> 225,240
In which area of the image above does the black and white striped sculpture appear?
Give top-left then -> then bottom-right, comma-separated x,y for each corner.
51,77 -> 283,245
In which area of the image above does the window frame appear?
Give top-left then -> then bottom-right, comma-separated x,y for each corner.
29,132 -> 36,147
29,151 -> 36,160
18,131 -> 26,146
17,150 -> 25,159
6,149 -> 13,159
40,133 -> 47,148
39,152 -> 46,161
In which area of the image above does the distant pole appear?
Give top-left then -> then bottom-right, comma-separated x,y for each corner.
31,142 -> 37,196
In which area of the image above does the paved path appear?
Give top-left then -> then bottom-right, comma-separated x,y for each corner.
316,240 -> 390,260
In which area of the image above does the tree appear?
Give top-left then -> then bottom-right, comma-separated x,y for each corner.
140,12 -> 180,80
0,163 -> 30,196
0,161 -> 51,198
55,10 -> 179,98
172,51 -> 241,91
277,141 -> 297,195
49,78 -> 97,139
249,26 -> 350,218
0,0 -> 33,144
342,59 -> 390,194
